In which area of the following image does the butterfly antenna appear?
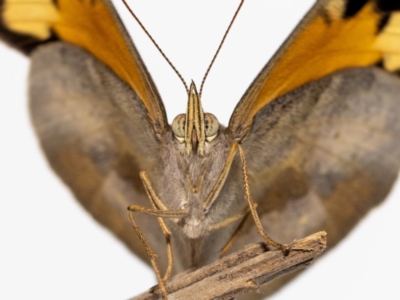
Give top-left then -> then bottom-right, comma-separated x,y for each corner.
199,0 -> 244,97
122,0 -> 189,94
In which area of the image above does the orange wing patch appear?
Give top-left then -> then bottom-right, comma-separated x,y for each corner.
55,1 -> 153,113
1,0 -> 167,132
229,0 -> 400,139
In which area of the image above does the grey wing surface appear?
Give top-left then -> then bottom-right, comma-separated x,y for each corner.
29,42 -> 167,265
234,67 -> 400,298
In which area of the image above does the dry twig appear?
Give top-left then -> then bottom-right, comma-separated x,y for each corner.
130,231 -> 327,300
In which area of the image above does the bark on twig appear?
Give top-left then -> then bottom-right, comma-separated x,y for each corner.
130,231 -> 327,300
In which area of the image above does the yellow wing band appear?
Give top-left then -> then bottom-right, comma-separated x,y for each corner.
250,3 -> 384,126
2,0 -> 164,128
3,0 -> 59,40
230,1 -> 400,139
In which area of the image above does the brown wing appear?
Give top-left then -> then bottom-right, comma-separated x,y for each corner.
0,0 -> 171,264
229,0 -> 400,140
227,3 -> 400,294
28,42 -> 168,265
0,0 -> 167,132
233,67 -> 400,299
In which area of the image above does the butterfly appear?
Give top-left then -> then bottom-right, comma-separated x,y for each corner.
0,0 -> 400,298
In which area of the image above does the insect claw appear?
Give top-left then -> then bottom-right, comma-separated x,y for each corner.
280,245 -> 291,256
246,278 -> 260,292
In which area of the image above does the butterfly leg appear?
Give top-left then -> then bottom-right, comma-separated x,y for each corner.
203,143 -> 238,212
128,171 -> 187,299
210,206 -> 253,258
237,144 -> 290,255
219,213 -> 249,258
127,206 -> 166,300
139,171 -> 181,281
127,205 -> 186,300
208,204 -> 251,232
128,170 -> 188,299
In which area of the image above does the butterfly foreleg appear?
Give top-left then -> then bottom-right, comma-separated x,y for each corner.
127,172 -> 188,300
202,142 -> 238,213
237,144 -> 291,255
139,170 -> 187,280
210,206 -> 252,258
208,204 -> 252,232
127,206 -> 167,300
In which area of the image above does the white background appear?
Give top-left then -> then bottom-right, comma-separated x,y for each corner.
1,1 -> 399,299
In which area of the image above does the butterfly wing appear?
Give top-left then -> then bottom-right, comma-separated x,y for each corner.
0,0 -> 169,264
227,0 -> 400,298
0,0 -> 167,132
229,0 -> 400,140
3,0 -> 400,296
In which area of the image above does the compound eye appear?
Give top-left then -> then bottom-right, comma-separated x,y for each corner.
172,114 -> 186,143
204,113 -> 219,142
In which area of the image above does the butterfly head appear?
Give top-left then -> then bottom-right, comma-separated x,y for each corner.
171,82 -> 219,156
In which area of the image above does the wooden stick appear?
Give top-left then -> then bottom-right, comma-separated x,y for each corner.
130,231 -> 327,300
